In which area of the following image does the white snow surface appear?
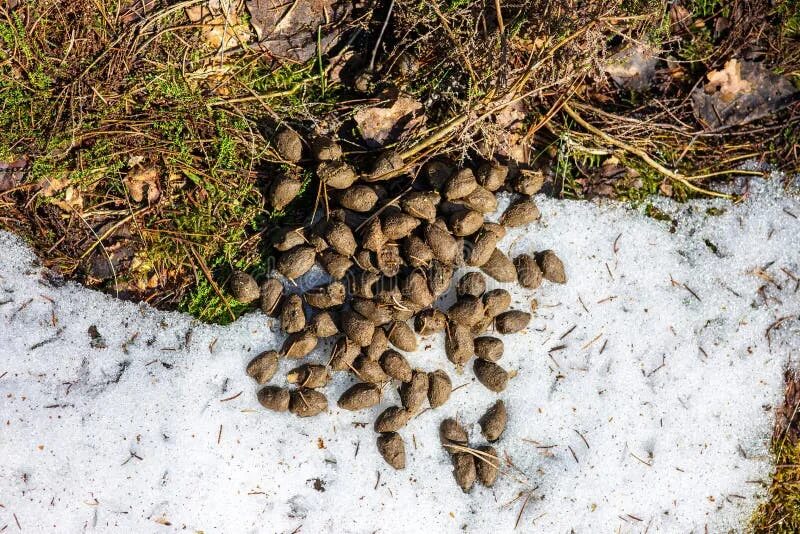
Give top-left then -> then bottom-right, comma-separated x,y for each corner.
2,179 -> 800,533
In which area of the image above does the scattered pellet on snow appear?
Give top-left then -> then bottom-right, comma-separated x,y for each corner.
1,176 -> 799,532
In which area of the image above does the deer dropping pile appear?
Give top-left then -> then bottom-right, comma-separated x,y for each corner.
238,128 -> 566,491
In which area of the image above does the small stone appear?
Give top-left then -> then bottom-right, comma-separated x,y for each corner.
500,199 -> 540,227
479,400 -> 508,442
286,364 -> 330,388
380,349 -> 413,382
444,168 -> 478,200
246,350 -> 279,384
275,128 -> 303,162
289,388 -> 328,417
473,359 -> 509,392
449,210 -> 484,236
476,445 -> 499,487
377,432 -> 406,469
495,310 -> 531,334
480,248 -> 517,283
280,294 -> 305,334
514,254 -> 543,289
452,452 -> 476,492
318,160 -> 356,189
281,330 -> 318,358
399,370 -> 429,413
277,246 -> 316,280
387,320 -> 417,352
374,406 -> 410,432
311,136 -> 342,161
257,386 -> 290,411
474,336 -> 504,361
538,249 -> 567,284
338,383 -> 382,411
427,369 -> 452,408
259,278 -> 284,316
414,308 -> 448,335
457,272 -> 486,298
341,310 -> 376,347
230,271 -> 259,303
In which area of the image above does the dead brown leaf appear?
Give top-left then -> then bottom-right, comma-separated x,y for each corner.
124,167 -> 161,204
354,96 -> 425,148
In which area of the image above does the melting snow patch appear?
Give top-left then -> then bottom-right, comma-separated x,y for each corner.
1,178 -> 799,533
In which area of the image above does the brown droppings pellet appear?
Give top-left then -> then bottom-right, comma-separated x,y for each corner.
402,235 -> 434,268
401,191 -> 440,221
377,432 -> 406,470
495,310 -> 531,334
451,452 -> 477,492
449,210 -> 484,237
365,327 -> 389,361
257,386 -> 291,411
483,289 -> 511,317
473,359 -> 509,392
480,248 -> 517,283
440,418 -> 469,445
428,260 -> 454,296
414,308 -> 448,335
259,278 -> 284,316
374,406 -> 411,432
382,211 -> 421,240
476,162 -> 508,192
286,364 -> 331,389
457,272 -> 486,297
387,320 -> 418,352
289,388 -> 328,417
466,230 -> 498,268
323,221 -> 356,257
319,250 -> 353,279
305,281 -> 346,309
424,223 -> 458,264
476,446 -> 499,487
380,349 -> 413,382
339,185 -> 378,212
281,330 -> 318,359
269,175 -> 302,211
341,310 -> 376,347
479,400 -> 508,441
353,355 -> 389,383
277,246 -> 316,280
474,336 -> 504,362
367,151 -> 404,181
246,350 -> 279,384
500,198 -> 540,227
444,168 -> 478,200
274,128 -> 304,162
448,296 -> 485,327
351,298 -> 393,326
329,336 -> 361,371
273,226 -> 306,252
482,222 -> 506,239
376,244 -> 403,277
362,218 -> 387,252
445,322 -> 474,365
280,294 -> 306,334
427,369 -> 452,408
514,254 -> 543,289
402,271 -> 434,308
423,159 -> 454,189
318,160 -> 357,189
230,271 -> 259,304
461,186 -> 498,213
400,370 -> 429,413
338,382 -> 382,411
538,249 -> 567,284
515,170 -> 544,195
311,136 -> 342,161
309,311 -> 339,337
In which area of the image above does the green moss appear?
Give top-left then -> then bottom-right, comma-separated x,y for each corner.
751,440 -> 800,533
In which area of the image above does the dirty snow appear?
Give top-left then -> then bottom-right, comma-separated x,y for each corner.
1,177 -> 799,533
